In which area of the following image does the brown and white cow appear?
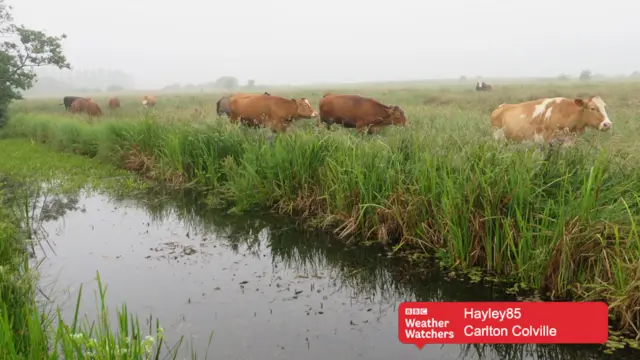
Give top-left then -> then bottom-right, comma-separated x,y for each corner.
229,94 -> 317,133
490,96 -> 612,145
142,95 -> 157,108
476,81 -> 492,91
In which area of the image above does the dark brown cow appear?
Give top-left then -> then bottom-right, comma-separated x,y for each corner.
61,96 -> 86,111
318,94 -> 408,134
229,94 -> 317,133
108,97 -> 121,109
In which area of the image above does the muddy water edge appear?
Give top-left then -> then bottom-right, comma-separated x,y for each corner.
26,183 -> 634,360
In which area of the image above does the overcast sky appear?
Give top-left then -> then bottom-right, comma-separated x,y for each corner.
12,0 -> 640,89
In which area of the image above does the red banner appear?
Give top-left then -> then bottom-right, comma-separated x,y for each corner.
398,302 -> 608,348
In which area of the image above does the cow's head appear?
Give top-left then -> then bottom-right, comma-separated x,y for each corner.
293,97 -> 318,118
575,96 -> 612,131
387,105 -> 407,126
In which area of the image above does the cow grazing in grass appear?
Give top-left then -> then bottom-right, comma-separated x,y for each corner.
69,98 -> 103,117
61,96 -> 86,111
108,97 -> 121,109
142,95 -> 156,108
490,96 -> 612,145
229,94 -> 317,133
217,92 -> 271,117
86,100 -> 103,117
476,81 -> 492,91
318,94 -> 407,134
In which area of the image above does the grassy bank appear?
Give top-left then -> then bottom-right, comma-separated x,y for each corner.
6,82 -> 640,337
0,140 -> 198,358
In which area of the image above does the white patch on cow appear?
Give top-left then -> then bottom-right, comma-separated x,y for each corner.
532,97 -> 562,119
544,107 -> 553,122
592,96 -> 613,130
533,133 -> 545,143
301,98 -> 317,116
520,114 -> 525,119
493,127 -> 506,141
142,100 -> 148,107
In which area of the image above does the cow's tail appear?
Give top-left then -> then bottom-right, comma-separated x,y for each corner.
216,99 -> 221,115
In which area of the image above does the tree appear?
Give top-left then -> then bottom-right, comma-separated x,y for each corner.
0,0 -> 70,125
578,69 -> 592,81
246,79 -> 255,88
214,76 -> 238,90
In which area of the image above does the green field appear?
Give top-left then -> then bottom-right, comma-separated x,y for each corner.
6,80 -> 640,340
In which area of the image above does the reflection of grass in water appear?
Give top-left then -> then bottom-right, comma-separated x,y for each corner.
0,186 -> 202,358
107,187 -> 636,360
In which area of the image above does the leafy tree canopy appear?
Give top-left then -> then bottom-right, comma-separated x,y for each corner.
0,0 -> 70,123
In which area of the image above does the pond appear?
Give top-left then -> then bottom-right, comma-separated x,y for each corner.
32,188 -> 634,360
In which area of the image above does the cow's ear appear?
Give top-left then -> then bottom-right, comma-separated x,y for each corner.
574,98 -> 585,107
291,98 -> 297,102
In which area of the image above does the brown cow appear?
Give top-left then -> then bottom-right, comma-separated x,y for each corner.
69,98 -> 87,114
229,94 -> 317,133
109,97 -> 120,109
490,96 -> 612,145
217,92 -> 270,118
69,98 -> 103,117
318,94 -> 408,134
142,95 -> 156,108
108,97 -> 121,109
86,100 -> 103,117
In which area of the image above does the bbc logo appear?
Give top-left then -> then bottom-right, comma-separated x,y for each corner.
405,308 -> 428,315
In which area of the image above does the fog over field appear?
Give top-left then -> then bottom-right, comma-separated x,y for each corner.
12,0 -> 640,92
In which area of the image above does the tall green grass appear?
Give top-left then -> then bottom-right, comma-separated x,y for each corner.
6,82 -> 640,336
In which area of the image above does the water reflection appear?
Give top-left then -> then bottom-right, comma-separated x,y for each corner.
12,184 -> 634,360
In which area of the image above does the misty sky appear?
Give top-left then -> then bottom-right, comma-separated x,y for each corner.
12,0 -> 640,89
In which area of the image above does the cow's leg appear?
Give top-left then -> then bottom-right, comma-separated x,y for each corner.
492,126 -> 506,142
368,124 -> 385,135
355,119 -> 368,134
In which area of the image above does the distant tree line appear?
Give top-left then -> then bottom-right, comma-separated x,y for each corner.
23,67 -> 135,95
160,76 -> 260,92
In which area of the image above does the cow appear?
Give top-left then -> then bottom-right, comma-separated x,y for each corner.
318,94 -> 408,134
142,95 -> 156,108
229,94 -> 317,133
476,81 -> 492,91
61,96 -> 85,111
69,98 -> 103,117
69,98 -> 88,114
217,92 -> 271,117
85,100 -> 103,117
490,96 -> 612,145
216,95 -> 232,117
108,97 -> 121,109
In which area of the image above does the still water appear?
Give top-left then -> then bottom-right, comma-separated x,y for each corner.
33,188 -> 633,360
